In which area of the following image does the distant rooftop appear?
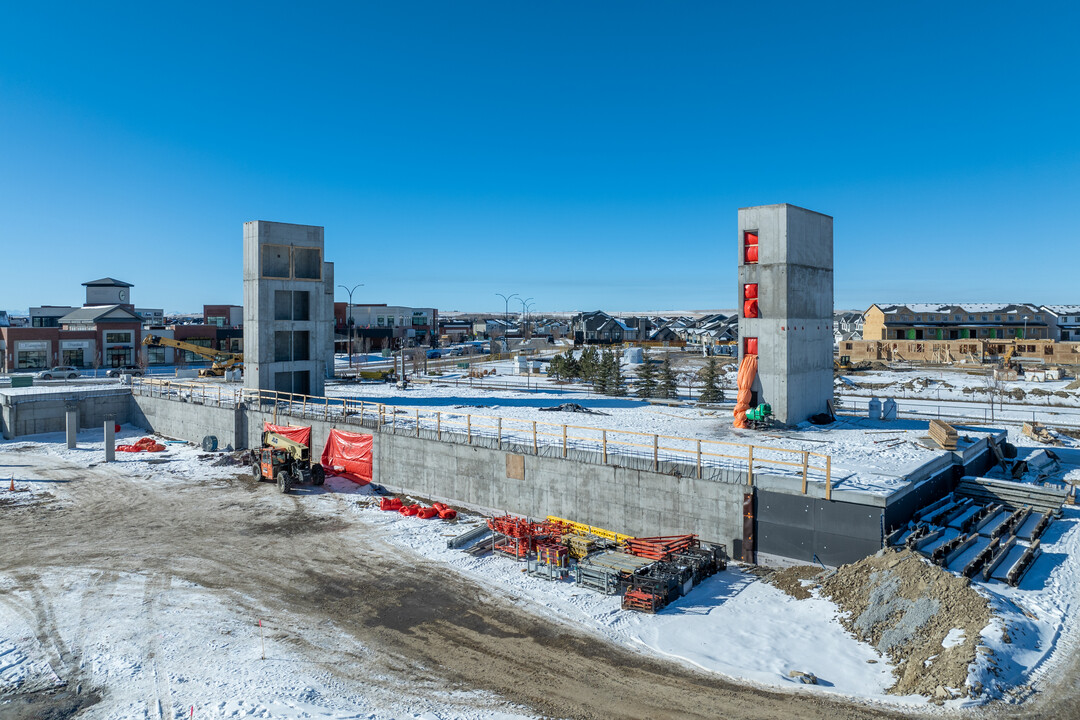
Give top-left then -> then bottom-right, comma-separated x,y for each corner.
82,277 -> 134,288
876,303 -> 1041,314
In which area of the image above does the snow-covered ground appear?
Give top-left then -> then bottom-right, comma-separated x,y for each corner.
325,365 -> 1015,497
3,422 -> 1080,715
0,428 -> 536,720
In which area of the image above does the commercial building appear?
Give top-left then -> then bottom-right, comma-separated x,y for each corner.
334,303 -> 438,350
862,303 -> 1048,341
1,277 -> 148,371
243,221 -> 335,396
204,305 -> 243,328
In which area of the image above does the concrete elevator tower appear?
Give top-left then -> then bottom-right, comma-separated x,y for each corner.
737,204 -> 833,425
243,221 -> 335,397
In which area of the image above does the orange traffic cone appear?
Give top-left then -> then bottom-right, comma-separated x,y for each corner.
8,476 -> 13,491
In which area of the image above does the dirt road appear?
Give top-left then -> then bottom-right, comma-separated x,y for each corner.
0,449 -> 959,718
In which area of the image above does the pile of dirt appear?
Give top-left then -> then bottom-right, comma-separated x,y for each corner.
820,548 -> 992,700
764,565 -> 822,600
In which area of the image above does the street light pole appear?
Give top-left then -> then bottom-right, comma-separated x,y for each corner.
495,293 -> 519,340
337,283 -> 363,369
520,297 -> 534,337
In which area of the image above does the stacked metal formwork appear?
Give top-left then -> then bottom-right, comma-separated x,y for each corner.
889,489 -> 1060,587
487,514 -> 561,561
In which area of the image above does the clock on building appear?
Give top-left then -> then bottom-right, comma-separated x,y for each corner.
119,290 -> 126,301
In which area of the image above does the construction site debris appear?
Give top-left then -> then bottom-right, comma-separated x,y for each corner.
788,670 -> 819,685
820,548 -> 992,697
1022,421 -> 1061,446
537,403 -> 608,415
117,437 -> 166,453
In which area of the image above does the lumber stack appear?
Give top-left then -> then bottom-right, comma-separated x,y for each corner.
928,419 -> 958,450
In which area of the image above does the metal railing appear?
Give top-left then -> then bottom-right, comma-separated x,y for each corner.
132,378 -> 834,495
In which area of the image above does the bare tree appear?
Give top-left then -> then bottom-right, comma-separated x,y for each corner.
982,370 -> 1005,421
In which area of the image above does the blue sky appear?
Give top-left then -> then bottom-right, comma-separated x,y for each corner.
1,2 -> 1077,315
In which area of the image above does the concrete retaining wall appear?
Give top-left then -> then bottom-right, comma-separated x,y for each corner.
130,393 -> 244,450
132,394 -> 751,547
0,387 -> 135,439
5,389 -> 990,565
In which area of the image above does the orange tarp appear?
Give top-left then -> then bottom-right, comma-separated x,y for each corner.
263,422 -> 311,448
320,428 -> 373,484
733,354 -> 758,429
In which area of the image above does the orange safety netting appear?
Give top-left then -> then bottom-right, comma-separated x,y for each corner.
263,422 -> 311,448
732,353 -> 759,429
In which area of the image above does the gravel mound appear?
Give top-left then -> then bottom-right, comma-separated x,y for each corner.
764,565 -> 822,600
820,548 -> 992,699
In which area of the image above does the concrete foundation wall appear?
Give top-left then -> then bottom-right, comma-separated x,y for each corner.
129,394 -> 244,450
0,388 -> 135,439
4,389 -> 990,566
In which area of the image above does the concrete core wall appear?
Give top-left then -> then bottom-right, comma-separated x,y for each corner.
738,204 -> 834,425
243,221 -> 335,398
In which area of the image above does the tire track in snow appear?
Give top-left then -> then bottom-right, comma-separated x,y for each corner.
70,568 -> 118,686
142,572 -> 175,720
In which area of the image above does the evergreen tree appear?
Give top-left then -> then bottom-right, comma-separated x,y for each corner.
560,348 -> 580,381
635,352 -> 658,398
579,346 -> 601,384
594,351 -> 611,394
698,357 -> 724,403
659,355 -> 679,399
606,350 -> 627,396
547,353 -> 564,381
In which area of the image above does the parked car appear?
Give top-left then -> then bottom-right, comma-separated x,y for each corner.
106,365 -> 144,378
37,366 -> 80,380
426,349 -> 443,359
449,347 -> 465,356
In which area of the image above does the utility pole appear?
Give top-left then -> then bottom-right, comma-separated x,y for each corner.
337,283 -> 363,369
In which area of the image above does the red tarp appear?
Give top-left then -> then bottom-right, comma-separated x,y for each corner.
263,422 -> 311,448
320,428 -> 373,484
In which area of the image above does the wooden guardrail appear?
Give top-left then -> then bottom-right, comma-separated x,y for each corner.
132,378 -> 834,495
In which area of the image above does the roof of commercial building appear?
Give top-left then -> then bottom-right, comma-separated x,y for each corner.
59,305 -> 141,324
82,277 -> 134,288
